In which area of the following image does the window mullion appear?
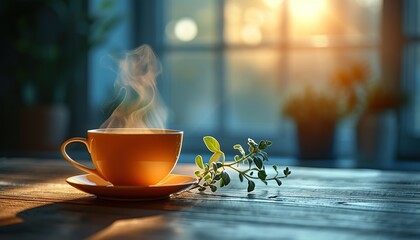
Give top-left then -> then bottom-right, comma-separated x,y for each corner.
216,0 -> 226,137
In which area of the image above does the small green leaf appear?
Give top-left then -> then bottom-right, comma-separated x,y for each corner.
239,173 -> 244,182
259,152 -> 268,161
272,165 -> 278,171
216,162 -> 223,168
250,171 -> 254,176
247,157 -> 253,168
195,155 -> 204,169
210,185 -> 217,192
275,178 -> 282,186
261,179 -> 268,185
212,162 -> 218,172
258,170 -> 267,180
234,155 -> 240,161
254,156 -> 263,169
198,187 -> 206,191
209,151 -> 225,164
247,180 -> 255,192
215,173 -> 222,180
203,136 -> 220,152
221,171 -> 231,186
220,178 -> 225,187
248,138 -> 257,146
266,140 -> 272,146
283,167 -> 291,176
248,138 -> 258,153
258,140 -> 267,150
204,174 -> 211,184
194,170 -> 201,178
233,144 -> 245,156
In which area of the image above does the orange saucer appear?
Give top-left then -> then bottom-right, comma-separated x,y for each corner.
66,174 -> 197,201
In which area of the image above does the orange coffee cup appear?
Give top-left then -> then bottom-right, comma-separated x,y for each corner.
61,128 -> 183,186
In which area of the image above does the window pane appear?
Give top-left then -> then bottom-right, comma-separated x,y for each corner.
288,49 -> 380,155
289,0 -> 382,45
415,61 -> 420,136
225,49 -> 282,135
224,0 -> 283,45
403,44 -> 420,136
398,1 -> 420,157
164,0 -> 217,45
158,0 -> 384,157
403,0 -> 420,136
163,52 -> 218,133
404,0 -> 420,37
289,49 -> 381,87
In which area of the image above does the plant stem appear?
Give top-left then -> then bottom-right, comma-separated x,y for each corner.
224,153 -> 253,167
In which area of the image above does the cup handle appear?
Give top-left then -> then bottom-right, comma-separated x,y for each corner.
61,137 -> 104,178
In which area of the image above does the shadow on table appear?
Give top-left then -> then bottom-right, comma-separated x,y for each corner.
0,196 -> 194,239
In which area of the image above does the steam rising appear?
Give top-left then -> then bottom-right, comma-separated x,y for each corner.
101,45 -> 167,129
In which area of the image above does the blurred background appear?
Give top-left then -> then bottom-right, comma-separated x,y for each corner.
0,0 -> 419,169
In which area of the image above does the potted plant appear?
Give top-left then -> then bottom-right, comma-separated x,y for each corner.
1,0 -> 120,150
282,62 -> 371,160
332,62 -> 405,167
355,82 -> 405,167
282,84 -> 354,160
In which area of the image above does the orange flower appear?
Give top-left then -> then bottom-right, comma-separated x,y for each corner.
333,69 -> 353,89
350,62 -> 369,84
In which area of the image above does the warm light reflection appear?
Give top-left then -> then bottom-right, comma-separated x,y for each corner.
88,216 -> 182,239
244,7 -> 265,26
356,0 -> 382,9
224,0 -> 281,44
263,0 -> 283,9
241,24 -> 262,45
312,35 -> 329,47
174,18 -> 198,42
225,3 -> 242,23
290,0 -> 327,22
0,178 -> 77,227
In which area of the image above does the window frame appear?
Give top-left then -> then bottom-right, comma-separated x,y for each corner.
398,0 -> 420,159
134,0 -> 417,160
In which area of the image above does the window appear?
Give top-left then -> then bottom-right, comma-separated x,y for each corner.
85,0 -> 420,163
400,0 -> 420,158
156,0 -> 383,155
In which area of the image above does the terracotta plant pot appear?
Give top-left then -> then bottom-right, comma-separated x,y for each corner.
356,110 -> 397,168
296,121 -> 336,160
20,104 -> 70,151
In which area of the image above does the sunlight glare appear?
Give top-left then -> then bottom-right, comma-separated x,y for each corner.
241,24 -> 262,45
174,18 -> 198,42
244,8 -> 265,26
312,35 -> 329,47
290,0 -> 327,22
263,0 -> 283,9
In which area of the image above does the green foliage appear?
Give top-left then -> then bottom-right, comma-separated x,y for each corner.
195,155 -> 204,169
2,0 -> 121,105
282,62 -> 406,125
194,136 -> 291,193
203,136 -> 221,152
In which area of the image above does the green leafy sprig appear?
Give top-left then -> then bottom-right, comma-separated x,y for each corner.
193,136 -> 291,192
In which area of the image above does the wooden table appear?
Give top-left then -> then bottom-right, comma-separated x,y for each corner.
1,158 -> 420,240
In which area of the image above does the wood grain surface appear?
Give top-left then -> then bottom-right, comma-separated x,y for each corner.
1,158 -> 420,240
